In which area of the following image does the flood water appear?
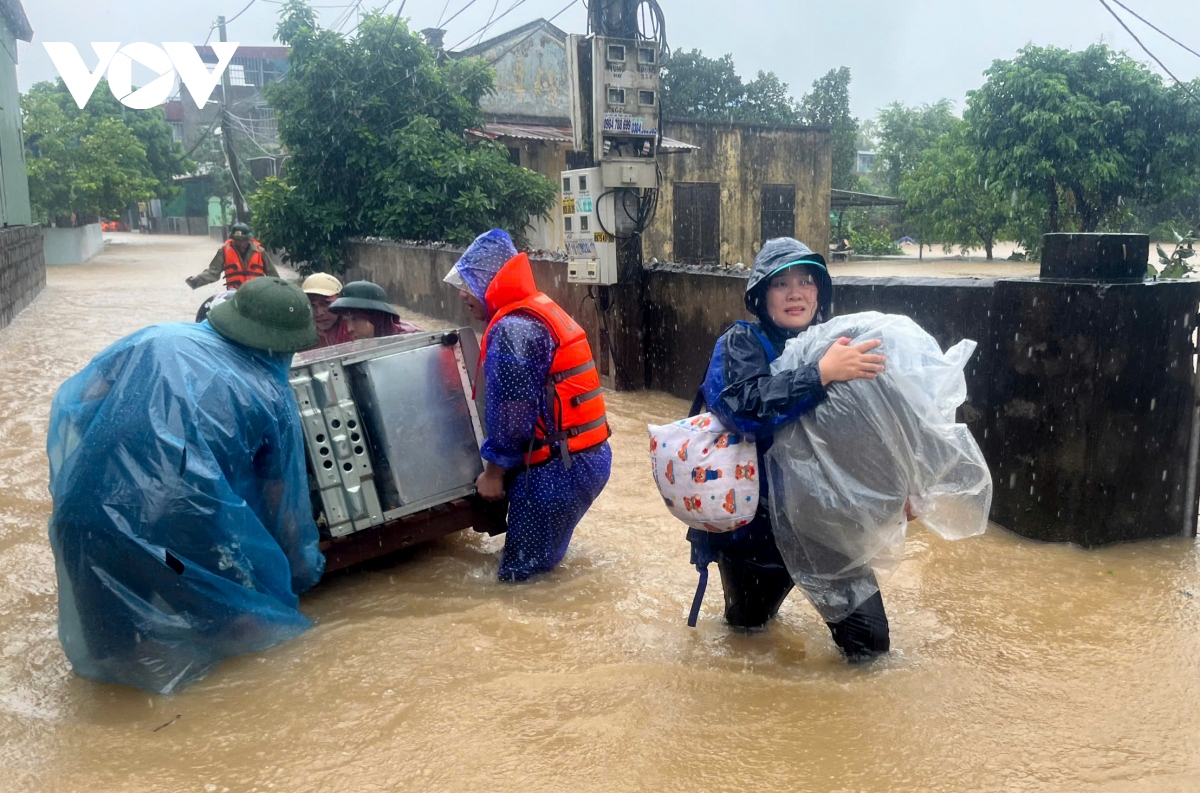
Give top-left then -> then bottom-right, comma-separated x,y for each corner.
2,235 -> 1199,792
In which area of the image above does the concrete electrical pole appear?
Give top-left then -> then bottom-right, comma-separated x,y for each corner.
218,15 -> 249,224
565,0 -> 665,390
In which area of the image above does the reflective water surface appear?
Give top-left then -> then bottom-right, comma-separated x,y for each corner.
1,235 -> 1198,793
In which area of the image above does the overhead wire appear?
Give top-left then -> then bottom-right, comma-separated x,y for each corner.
448,0 -> 530,51
1098,0 -> 1200,103
1108,0 -> 1200,62
440,0 -> 484,30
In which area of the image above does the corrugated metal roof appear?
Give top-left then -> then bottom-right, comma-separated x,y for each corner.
467,123 -> 699,152
470,123 -> 573,143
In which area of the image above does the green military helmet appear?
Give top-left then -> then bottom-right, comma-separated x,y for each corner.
329,280 -> 399,317
230,222 -> 253,239
208,276 -> 319,352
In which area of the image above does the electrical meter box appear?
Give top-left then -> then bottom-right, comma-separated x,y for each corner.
561,167 -> 619,285
592,36 -> 661,190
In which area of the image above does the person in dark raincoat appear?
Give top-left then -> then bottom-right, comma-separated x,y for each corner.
47,277 -> 325,693
445,230 -> 612,582
693,237 -> 894,661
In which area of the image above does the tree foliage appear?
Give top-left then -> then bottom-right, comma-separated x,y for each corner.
900,121 -> 1011,260
660,54 -> 859,189
798,67 -> 859,191
660,49 -> 802,124
22,82 -> 174,224
251,0 -> 557,270
966,43 -> 1200,233
875,100 -> 956,198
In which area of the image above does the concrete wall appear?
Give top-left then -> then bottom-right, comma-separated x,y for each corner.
0,225 -> 45,330
0,21 -> 31,226
344,240 -> 1200,546
644,121 -> 832,267
344,240 -> 611,379
464,23 -> 571,123
42,223 -> 104,265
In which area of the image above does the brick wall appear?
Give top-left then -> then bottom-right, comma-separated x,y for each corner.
0,225 -> 45,330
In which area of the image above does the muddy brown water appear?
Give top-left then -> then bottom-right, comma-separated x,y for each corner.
1,235 -> 1198,792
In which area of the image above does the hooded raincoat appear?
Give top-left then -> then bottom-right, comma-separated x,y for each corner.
692,238 -> 889,658
450,231 -> 612,582
47,321 -> 325,693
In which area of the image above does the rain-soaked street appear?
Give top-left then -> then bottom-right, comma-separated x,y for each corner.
2,234 -> 1199,793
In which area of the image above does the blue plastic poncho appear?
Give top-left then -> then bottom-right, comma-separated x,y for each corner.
47,322 -> 325,694
447,229 -> 518,301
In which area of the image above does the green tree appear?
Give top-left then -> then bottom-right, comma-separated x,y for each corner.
966,43 -> 1200,233
660,49 -> 802,124
900,121 -> 1011,260
799,67 -> 858,191
253,0 -> 557,270
22,88 -> 159,223
25,79 -> 191,204
875,99 -> 956,198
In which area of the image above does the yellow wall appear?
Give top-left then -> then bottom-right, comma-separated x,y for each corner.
643,122 -> 832,265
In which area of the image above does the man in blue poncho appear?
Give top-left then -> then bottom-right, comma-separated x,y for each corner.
445,230 -> 612,582
47,277 -> 325,694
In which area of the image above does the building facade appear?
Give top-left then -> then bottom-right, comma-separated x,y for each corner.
645,121 -> 832,266
449,21 -> 831,263
0,0 -> 32,226
161,45 -> 289,152
0,0 -> 44,331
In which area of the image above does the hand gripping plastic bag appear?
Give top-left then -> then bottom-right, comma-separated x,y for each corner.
765,312 -> 991,622
46,322 -> 325,694
648,413 -> 758,532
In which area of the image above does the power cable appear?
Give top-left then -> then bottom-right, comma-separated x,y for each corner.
1109,0 -> 1200,62
183,113 -> 223,159
441,0 -> 484,30
449,0 -> 529,51
435,0 -> 453,27
204,0 -> 260,45
331,0 -> 365,33
1098,0 -> 1200,103
345,0 -> 395,38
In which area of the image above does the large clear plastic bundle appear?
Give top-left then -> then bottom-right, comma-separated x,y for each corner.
765,312 -> 991,622
47,322 -> 325,694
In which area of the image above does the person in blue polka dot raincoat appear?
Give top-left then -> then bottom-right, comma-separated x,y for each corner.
446,230 -> 613,582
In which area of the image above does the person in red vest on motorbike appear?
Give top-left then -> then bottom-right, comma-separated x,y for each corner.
186,223 -> 280,290
445,229 -> 612,582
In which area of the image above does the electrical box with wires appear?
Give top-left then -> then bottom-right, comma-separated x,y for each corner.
591,35 -> 660,190
561,167 -> 618,285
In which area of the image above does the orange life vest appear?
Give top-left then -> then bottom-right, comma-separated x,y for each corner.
222,239 -> 267,289
480,253 -> 610,467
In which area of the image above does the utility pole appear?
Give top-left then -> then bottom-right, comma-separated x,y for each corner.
564,0 -> 663,390
218,15 -> 249,224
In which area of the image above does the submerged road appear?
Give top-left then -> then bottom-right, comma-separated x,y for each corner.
0,234 -> 1197,792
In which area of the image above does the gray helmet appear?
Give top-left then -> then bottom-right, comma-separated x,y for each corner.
745,237 -> 832,320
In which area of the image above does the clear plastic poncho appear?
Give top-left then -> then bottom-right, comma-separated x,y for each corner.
765,312 -> 991,622
47,322 -> 325,694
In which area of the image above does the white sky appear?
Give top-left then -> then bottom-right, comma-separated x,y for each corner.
20,0 -> 1200,118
